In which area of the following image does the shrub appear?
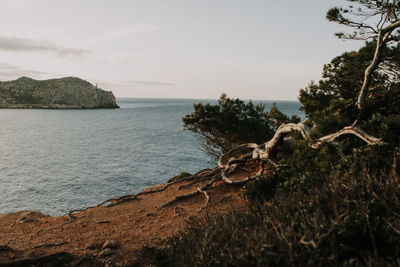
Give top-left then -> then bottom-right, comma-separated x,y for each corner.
132,147 -> 400,266
183,94 -> 298,160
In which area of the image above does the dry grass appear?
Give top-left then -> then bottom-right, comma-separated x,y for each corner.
131,146 -> 400,266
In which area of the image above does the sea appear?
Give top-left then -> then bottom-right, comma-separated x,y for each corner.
0,98 -> 303,216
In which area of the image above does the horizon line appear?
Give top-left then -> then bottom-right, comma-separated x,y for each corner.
115,96 -> 300,102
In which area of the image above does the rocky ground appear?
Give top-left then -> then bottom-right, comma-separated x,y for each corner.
0,163 -> 260,266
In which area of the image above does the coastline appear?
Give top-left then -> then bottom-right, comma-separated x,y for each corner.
0,166 -> 255,265
0,104 -> 120,109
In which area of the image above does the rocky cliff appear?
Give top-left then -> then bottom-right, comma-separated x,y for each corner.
0,77 -> 119,109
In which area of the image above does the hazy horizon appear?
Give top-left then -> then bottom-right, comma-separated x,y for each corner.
115,96 -> 301,102
0,0 -> 364,100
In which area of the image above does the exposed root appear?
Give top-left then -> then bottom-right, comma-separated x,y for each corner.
33,242 -> 68,249
66,119 -> 384,215
160,176 -> 221,208
159,191 -> 200,209
67,193 -> 140,218
236,166 -> 252,173
178,176 -> 213,190
160,119 -> 384,208
162,154 -> 266,208
68,209 -> 88,219
196,167 -> 224,178
197,187 -> 210,207
66,168 -> 225,217
222,167 -> 263,185
210,196 -> 232,207
178,168 -> 223,190
160,161 -> 261,208
218,143 -> 260,167
221,176 -> 251,185
102,194 -> 138,207
137,167 -> 222,196
264,158 -> 279,169
226,156 -> 259,167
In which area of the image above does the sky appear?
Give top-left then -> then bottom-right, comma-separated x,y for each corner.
0,0 -> 364,100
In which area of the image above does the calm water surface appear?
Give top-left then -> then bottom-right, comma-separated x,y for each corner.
0,98 -> 303,215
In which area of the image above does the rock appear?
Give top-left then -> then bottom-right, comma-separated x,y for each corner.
102,239 -> 120,249
85,242 -> 102,250
99,248 -> 114,257
0,76 -> 119,109
16,211 -> 47,224
174,206 -> 184,215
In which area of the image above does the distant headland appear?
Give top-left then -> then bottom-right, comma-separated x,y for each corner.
0,77 -> 119,109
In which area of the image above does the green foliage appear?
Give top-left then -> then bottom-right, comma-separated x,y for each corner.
130,245 -> 169,267
300,42 -> 374,125
183,93 -> 274,160
133,4 -> 400,265
133,147 -> 400,266
132,20 -> 400,267
326,1 -> 400,40
360,86 -> 400,145
269,102 -> 300,128
243,166 -> 291,201
183,94 -> 298,160
299,42 -> 400,146
244,140 -> 343,202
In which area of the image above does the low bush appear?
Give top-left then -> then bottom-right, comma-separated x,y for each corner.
131,147 -> 400,266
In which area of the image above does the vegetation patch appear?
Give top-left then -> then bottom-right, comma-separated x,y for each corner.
132,1 -> 400,266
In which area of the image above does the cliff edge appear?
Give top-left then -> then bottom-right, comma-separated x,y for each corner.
0,77 -> 119,109
0,165 -> 256,266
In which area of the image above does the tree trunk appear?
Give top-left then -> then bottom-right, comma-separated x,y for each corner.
357,20 -> 400,109
357,32 -> 384,109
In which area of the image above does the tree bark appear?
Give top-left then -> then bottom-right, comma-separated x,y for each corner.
254,121 -> 310,159
357,20 -> 400,109
312,125 -> 383,148
357,32 -> 384,109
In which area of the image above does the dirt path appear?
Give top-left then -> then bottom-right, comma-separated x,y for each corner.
0,163 -> 261,266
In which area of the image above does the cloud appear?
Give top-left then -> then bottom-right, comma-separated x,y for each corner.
0,36 -> 88,56
95,24 -> 161,43
100,80 -> 175,88
97,80 -> 175,92
126,80 -> 175,87
0,62 -> 49,80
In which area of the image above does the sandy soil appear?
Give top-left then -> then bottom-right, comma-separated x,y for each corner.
0,163 -> 261,266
